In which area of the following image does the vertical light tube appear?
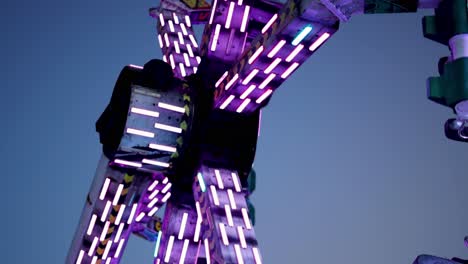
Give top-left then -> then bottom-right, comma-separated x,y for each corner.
240,6 -> 250,32
225,2 -> 235,29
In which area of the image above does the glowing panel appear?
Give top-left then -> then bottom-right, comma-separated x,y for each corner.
149,143 -> 176,153
115,239 -> 125,258
240,6 -> 250,32
154,123 -> 183,133
248,46 -> 263,64
179,239 -> 189,264
309,32 -> 330,51
214,169 -> 224,189
169,54 -> 176,69
164,33 -> 170,47
101,201 -> 111,222
99,178 -> 110,200
225,74 -> 239,90
126,128 -> 154,138
240,85 -> 256,100
185,15 -> 191,27
86,214 -> 97,236
259,73 -> 275,89
114,223 -> 124,242
225,2 -> 235,29
210,185 -> 220,206
234,244 -> 244,264
231,172 -> 241,192
129,64 -> 143,69
158,34 -> 164,48
142,159 -> 170,168
197,172 -> 206,192
178,213 -> 188,239
189,34 -> 198,48
149,206 -> 159,217
100,221 -> 110,241
148,180 -> 159,191
220,95 -> 235,110
241,208 -> 252,229
236,98 -> 251,113
209,0 -> 217,24
174,41 -> 180,53
173,13 -> 179,24
149,189 -> 159,200
178,32 -> 185,44
225,204 -> 234,226
165,236 -> 175,263
148,197 -> 159,208
103,241 -> 112,260
162,182 -> 172,194
136,212 -> 145,222
154,231 -> 162,257
112,184 -> 123,206
285,44 -> 304,62
131,107 -> 159,117
159,14 -> 165,26
158,102 -> 185,113
264,58 -> 281,74
262,14 -> 277,34
114,159 -> 142,168
211,24 -> 221,52
115,205 -> 125,225
256,89 -> 273,104
292,26 -> 313,46
227,189 -> 237,209
215,71 -> 229,87
180,23 -> 188,35
179,63 -> 186,77
253,248 -> 262,264
161,192 -> 171,203
183,53 -> 190,66
242,69 -> 258,85
267,40 -> 286,58
88,236 -> 98,256
219,223 -> 229,245
168,20 -> 175,32
281,62 -> 300,79
127,203 -> 138,224
186,44 -> 194,57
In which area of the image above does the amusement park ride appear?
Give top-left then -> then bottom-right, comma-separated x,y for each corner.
66,0 -> 468,263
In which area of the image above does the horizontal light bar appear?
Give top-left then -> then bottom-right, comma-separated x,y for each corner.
240,85 -> 256,100
114,159 -> 142,168
149,143 -> 176,153
281,62 -> 300,79
220,95 -> 235,110
129,64 -> 143,69
225,2 -> 235,29
154,123 -> 182,133
242,69 -> 258,85
158,102 -> 185,113
248,46 -> 263,64
309,32 -> 331,51
142,159 -> 170,168
292,25 -> 313,46
285,44 -> 304,62
240,6 -> 250,32
264,58 -> 281,74
267,40 -> 286,58
256,89 -> 273,104
236,98 -> 251,113
126,128 -> 154,138
259,73 -> 276,89
131,107 -> 159,117
262,14 -> 277,34
211,24 -> 221,52
215,71 -> 229,87
225,74 -> 239,90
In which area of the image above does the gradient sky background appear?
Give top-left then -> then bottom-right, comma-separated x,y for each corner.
2,0 -> 468,263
